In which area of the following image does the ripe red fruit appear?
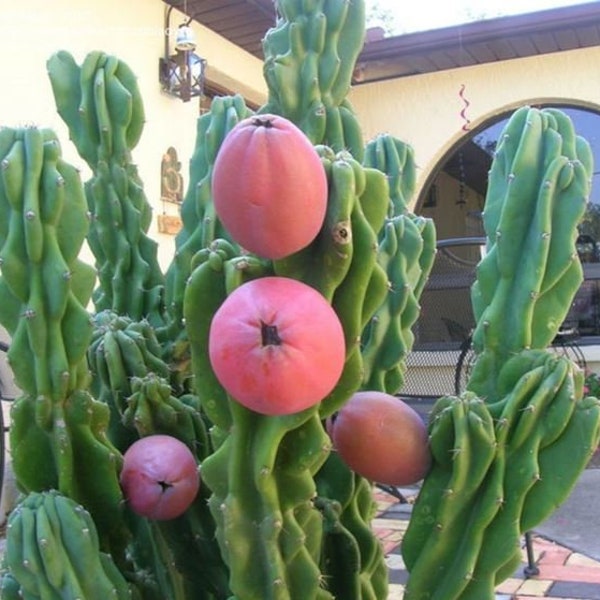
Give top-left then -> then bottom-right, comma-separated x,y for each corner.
329,391 -> 431,486
120,435 -> 200,520
208,276 -> 346,415
212,114 -> 328,259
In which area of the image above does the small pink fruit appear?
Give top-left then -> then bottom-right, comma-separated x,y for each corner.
329,391 -> 431,486
120,435 -> 200,520
212,114 -> 328,259
208,276 -> 346,416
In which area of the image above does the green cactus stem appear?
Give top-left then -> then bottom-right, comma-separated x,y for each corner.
359,133 -> 436,393
88,310 -> 171,451
163,95 -> 251,386
361,213 -> 436,394
184,242 -> 328,599
403,107 -> 600,600
261,0 -> 366,158
315,452 -> 389,600
0,127 -> 129,566
364,134 -> 418,217
469,106 -> 593,401
122,373 -> 209,456
88,311 -> 228,598
200,404 -> 333,600
258,4 -> 438,598
318,155 -> 388,419
4,490 -> 132,599
47,51 -> 166,328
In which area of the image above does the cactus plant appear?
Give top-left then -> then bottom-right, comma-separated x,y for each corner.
4,490 -> 131,599
47,50 -> 166,328
402,107 -> 600,599
0,2 -> 598,600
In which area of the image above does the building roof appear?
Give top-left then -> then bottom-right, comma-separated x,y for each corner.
164,1 -> 600,84
355,1 -> 600,84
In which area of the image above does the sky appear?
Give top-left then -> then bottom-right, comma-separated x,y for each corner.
365,0 -> 598,34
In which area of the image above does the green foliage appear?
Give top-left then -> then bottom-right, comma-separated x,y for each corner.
579,201 -> 600,242
585,369 -> 600,397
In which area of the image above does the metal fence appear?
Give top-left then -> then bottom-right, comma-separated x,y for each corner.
401,237 -> 589,401
402,238 -> 484,399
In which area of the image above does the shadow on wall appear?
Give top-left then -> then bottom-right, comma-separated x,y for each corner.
0,326 -> 19,525
0,326 -> 18,400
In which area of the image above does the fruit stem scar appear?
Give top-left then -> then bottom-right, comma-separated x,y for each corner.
261,322 -> 282,346
252,116 -> 274,128
158,480 -> 173,492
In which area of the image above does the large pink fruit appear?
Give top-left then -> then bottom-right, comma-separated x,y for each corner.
208,276 -> 346,415
212,114 -> 327,259
120,435 -> 200,520
329,391 -> 431,486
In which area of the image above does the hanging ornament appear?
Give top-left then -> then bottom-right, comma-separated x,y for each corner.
459,83 -> 471,131
456,149 -> 467,207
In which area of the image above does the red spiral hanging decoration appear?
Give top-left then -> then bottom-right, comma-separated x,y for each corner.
459,83 -> 471,131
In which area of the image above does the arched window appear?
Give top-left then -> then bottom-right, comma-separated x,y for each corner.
414,104 -> 600,343
417,105 -> 600,241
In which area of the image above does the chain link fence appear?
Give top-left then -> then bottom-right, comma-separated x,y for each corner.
401,238 -> 588,404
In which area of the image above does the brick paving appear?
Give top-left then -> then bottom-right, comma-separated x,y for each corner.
0,482 -> 597,598
373,488 -> 600,599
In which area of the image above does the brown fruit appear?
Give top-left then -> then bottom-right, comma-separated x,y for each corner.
329,391 -> 431,486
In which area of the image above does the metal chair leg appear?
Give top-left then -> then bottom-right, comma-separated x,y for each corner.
523,531 -> 540,577
375,483 -> 408,504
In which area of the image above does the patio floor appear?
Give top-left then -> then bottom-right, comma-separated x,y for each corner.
374,487 -> 600,600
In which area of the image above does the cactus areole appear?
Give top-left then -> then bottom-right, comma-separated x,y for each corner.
208,276 -> 346,415
212,114 -> 328,259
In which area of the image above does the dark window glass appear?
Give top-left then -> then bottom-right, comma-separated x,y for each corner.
415,105 -> 600,343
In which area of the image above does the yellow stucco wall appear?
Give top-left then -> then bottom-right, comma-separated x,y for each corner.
348,45 -> 600,374
349,45 -> 600,209
4,2 -> 600,252
0,0 -> 268,267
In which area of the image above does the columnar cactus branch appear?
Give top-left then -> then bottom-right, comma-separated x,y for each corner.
165,95 -> 251,330
403,108 -> 600,600
0,126 -> 129,568
259,3 -> 436,597
262,0 -> 366,158
469,107 -> 593,400
47,51 -> 165,328
359,134 -> 436,393
201,405 -> 332,600
4,490 -> 131,599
